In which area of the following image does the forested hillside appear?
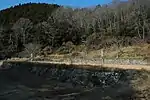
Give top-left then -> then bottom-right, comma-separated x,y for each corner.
0,0 -> 150,58
0,3 -> 59,26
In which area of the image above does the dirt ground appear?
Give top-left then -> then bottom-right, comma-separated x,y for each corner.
0,63 -> 150,100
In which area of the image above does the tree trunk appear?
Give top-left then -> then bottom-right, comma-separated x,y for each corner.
142,21 -> 145,40
30,53 -> 33,61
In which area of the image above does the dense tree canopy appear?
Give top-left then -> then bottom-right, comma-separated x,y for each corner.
0,3 -> 59,26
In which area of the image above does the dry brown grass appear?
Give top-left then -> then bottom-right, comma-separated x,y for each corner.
87,43 -> 150,59
37,43 -> 150,60
5,44 -> 150,71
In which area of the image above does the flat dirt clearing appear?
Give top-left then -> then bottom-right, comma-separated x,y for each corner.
0,62 -> 150,100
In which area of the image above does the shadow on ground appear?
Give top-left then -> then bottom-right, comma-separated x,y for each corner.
0,62 -> 150,100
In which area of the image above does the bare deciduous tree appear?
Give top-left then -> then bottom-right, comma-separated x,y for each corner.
12,18 -> 33,45
18,43 -> 41,60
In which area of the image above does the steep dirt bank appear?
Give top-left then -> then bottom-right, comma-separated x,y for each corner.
0,62 -> 150,100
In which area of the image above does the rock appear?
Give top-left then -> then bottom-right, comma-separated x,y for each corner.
0,62 -> 11,69
0,61 -> 3,68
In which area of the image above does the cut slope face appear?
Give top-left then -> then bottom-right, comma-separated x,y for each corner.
0,62 -> 150,100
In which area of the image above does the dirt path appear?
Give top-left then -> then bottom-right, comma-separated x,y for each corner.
2,59 -> 150,71
103,64 -> 150,70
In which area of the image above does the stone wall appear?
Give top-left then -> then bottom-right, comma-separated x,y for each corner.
103,59 -> 147,65
34,57 -> 148,65
74,58 -> 148,65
